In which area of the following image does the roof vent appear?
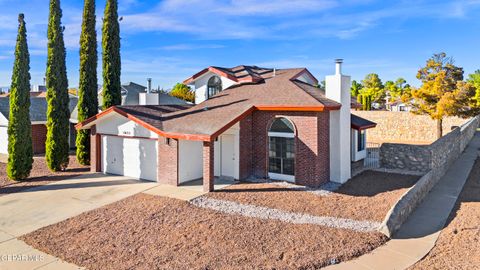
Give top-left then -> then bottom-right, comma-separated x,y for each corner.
335,59 -> 343,75
203,107 -> 209,111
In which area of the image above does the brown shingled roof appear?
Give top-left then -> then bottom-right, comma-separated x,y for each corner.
184,65 -> 276,84
351,114 -> 377,130
78,68 -> 342,141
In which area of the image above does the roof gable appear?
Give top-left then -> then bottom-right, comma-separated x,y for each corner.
184,65 -> 274,85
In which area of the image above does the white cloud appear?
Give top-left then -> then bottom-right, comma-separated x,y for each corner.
119,0 -> 480,40
158,43 -> 225,51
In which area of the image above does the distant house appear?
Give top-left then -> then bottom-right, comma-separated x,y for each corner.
0,96 -> 78,155
97,82 -> 188,107
76,61 -> 377,192
31,85 -> 47,92
386,100 -> 412,112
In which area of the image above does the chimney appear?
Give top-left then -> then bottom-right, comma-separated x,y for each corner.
147,78 -> 152,93
335,59 -> 343,75
325,59 -> 351,184
273,68 -> 276,77
139,78 -> 159,105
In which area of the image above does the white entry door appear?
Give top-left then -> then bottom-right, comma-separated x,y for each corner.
221,134 -> 235,179
101,135 -> 158,181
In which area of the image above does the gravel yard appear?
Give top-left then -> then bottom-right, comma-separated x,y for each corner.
411,158 -> 480,269
21,193 -> 388,270
0,154 -> 89,196
206,170 -> 420,222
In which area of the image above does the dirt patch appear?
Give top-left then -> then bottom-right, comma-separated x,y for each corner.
206,171 -> 420,222
0,154 -> 89,196
410,158 -> 480,269
21,194 -> 388,270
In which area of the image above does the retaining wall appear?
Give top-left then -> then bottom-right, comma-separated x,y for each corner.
380,116 -> 480,172
352,111 -> 467,144
378,116 -> 479,237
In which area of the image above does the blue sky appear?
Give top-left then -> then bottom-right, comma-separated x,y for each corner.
0,0 -> 479,89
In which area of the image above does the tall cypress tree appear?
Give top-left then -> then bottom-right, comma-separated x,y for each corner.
102,0 -> 121,110
76,0 -> 98,165
7,14 -> 33,180
45,0 -> 70,171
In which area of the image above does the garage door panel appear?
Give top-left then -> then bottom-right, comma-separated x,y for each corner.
101,135 -> 157,181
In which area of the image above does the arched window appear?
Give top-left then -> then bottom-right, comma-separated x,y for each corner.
268,118 -> 295,181
269,117 -> 295,133
207,76 -> 222,98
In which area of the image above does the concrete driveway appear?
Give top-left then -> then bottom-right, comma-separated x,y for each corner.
0,173 -> 158,238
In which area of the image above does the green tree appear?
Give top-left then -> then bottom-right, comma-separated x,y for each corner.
45,0 -> 70,171
467,70 -> 480,108
102,0 -> 121,110
76,0 -> 98,165
7,14 -> 33,180
411,53 -> 477,138
360,73 -> 385,103
170,83 -> 195,103
350,80 -> 362,97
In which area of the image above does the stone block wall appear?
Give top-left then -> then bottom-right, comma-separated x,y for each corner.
378,116 -> 479,237
352,111 -> 468,144
380,144 -> 431,172
380,116 -> 480,173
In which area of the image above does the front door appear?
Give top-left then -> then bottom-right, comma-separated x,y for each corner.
268,136 -> 295,182
221,134 -> 235,179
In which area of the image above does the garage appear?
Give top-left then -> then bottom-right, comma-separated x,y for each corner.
101,135 -> 158,181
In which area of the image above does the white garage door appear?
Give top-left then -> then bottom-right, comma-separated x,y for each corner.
101,135 -> 158,181
0,127 -> 7,154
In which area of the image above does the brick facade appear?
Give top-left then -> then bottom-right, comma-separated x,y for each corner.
90,125 -> 101,173
239,111 -> 330,187
31,124 -> 47,154
157,138 -> 178,185
203,141 -> 214,192
239,114 -> 253,180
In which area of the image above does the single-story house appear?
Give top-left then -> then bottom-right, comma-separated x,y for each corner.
77,61 -> 376,191
0,95 -> 78,155
386,100 -> 412,112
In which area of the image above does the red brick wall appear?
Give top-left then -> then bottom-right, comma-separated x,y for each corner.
90,125 -> 101,173
203,141 -> 214,192
157,138 -> 178,185
239,114 -> 253,180
31,124 -> 47,154
242,111 -> 330,187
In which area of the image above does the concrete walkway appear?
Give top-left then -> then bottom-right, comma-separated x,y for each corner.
0,173 -> 158,270
327,132 -> 480,270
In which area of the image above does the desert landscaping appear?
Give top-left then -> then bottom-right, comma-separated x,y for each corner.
17,170 -> 421,269
0,155 -> 89,196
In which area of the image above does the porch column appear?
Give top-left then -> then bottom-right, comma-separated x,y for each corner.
203,141 -> 214,192
90,125 -> 101,173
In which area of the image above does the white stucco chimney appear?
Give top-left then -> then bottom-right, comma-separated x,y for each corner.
325,59 -> 351,183
139,78 -> 159,105
147,78 -> 152,94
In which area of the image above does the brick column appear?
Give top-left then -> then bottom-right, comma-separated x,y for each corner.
90,125 -> 101,173
203,141 -> 214,192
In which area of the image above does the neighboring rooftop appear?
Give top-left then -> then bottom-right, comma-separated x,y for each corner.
98,82 -> 188,106
0,96 -> 78,123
